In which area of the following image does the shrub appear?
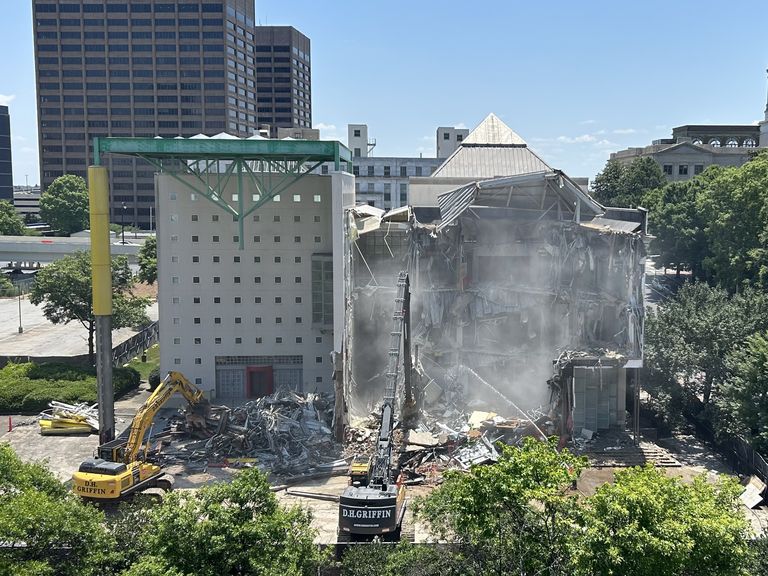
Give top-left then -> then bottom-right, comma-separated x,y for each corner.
148,367 -> 161,390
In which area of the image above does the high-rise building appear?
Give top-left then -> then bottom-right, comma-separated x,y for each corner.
0,105 -> 12,202
253,26 -> 311,137
33,1 -> 311,228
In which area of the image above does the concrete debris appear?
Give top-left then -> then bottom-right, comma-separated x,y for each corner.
161,388 -> 343,478
740,476 -> 766,509
38,401 -> 99,435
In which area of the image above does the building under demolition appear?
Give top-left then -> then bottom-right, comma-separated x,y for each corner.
342,114 -> 646,441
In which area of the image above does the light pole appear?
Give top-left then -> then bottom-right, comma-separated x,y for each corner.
17,285 -> 23,334
121,202 -> 126,244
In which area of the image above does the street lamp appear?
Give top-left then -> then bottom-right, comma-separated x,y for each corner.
121,203 -> 127,244
17,285 -> 23,334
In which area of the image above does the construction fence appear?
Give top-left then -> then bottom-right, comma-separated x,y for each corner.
113,321 -> 159,367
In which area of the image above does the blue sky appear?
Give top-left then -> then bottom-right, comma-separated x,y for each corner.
2,0 -> 767,186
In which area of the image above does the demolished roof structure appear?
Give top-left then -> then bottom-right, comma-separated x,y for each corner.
342,113 -> 646,446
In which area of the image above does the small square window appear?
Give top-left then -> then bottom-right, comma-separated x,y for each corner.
254,235 -> 261,242
214,296 -> 220,303
235,317 -> 242,324
296,336 -> 303,344
234,276 -> 241,283
276,317 -> 282,324
193,276 -> 200,284
172,297 -> 180,304
213,256 -> 220,263
212,214 -> 219,222
254,276 -> 261,283
316,376 -> 322,383
316,336 -> 322,343
296,297 -> 302,304
191,214 -> 198,221
170,214 -> 178,223
678,165 -> 689,175
215,337 -> 222,344
294,236 -> 301,243
694,164 -> 704,175
214,317 -> 221,324
213,276 -> 221,284
195,357 -> 202,365
234,256 -> 240,263
663,164 -> 673,175
273,194 -> 281,202
313,215 -> 320,223
192,235 -> 198,242
295,316 -> 302,323
174,358 -> 181,365
234,296 -> 241,303
276,337 -> 283,343
194,317 -> 200,324
171,256 -> 179,263
255,336 -> 262,343
232,193 -> 239,202
170,193 -> 177,200
192,255 -> 200,263
195,377 -> 202,385
212,235 -> 220,242
295,256 -> 302,263
274,235 -> 281,242
275,276 -> 282,284
293,194 -> 301,202
274,256 -> 281,263
233,235 -> 239,243
314,236 -> 321,243
235,337 -> 242,344
315,356 -> 322,363
193,297 -> 200,304
295,276 -> 301,283
255,317 -> 262,323
194,337 -> 201,344
274,215 -> 281,222
275,297 -> 282,304
254,256 -> 261,263
173,337 -> 181,344
294,215 -> 301,223
313,194 -> 321,203
253,214 -> 260,222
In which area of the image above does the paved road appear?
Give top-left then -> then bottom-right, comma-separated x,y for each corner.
0,295 -> 158,357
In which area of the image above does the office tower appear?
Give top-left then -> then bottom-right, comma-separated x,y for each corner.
33,1 -> 311,228
0,105 -> 12,202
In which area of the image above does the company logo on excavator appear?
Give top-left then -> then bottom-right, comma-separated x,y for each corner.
75,484 -> 107,495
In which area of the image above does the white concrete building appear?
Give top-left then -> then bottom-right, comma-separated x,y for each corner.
436,126 -> 469,158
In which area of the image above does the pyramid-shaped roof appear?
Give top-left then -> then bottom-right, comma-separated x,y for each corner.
432,113 -> 550,178
462,112 -> 527,146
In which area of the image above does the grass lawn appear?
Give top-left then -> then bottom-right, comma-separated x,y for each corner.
125,343 -> 159,381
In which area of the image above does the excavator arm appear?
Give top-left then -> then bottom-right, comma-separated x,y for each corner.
123,371 -> 203,463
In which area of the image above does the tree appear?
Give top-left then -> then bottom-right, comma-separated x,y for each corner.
574,466 -> 751,576
414,437 -> 586,575
719,332 -> 768,454
591,157 -> 665,208
137,235 -> 157,285
341,542 -> 470,576
0,199 -> 25,235
39,174 -> 89,235
124,468 -> 324,576
0,444 -> 115,576
29,251 -> 150,363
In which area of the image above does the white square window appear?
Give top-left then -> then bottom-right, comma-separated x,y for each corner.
273,194 -> 281,202
172,317 -> 180,325
252,193 -> 260,202
313,194 -> 321,203
171,276 -> 179,284
190,193 -> 197,201
232,193 -> 239,202
170,235 -> 178,242
293,194 -> 301,202
170,214 -> 178,223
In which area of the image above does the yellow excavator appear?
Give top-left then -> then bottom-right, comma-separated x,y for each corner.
72,370 -> 206,501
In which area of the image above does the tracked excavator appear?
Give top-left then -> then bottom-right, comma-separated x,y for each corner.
72,370 -> 206,501
338,271 -> 417,541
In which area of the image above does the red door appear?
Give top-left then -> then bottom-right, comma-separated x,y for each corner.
246,366 -> 273,398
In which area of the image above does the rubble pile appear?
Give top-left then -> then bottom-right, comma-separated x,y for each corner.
38,401 -> 99,435
164,389 -> 346,477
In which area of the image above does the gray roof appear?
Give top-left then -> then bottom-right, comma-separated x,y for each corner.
432,113 -> 551,178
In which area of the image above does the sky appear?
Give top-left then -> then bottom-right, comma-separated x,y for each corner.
2,0 -> 767,186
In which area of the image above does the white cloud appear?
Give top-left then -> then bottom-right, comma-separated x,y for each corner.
314,122 -> 341,141
0,94 -> 15,106
579,119 -> 596,125
454,122 -> 467,129
613,128 -> 636,134
557,134 -> 596,144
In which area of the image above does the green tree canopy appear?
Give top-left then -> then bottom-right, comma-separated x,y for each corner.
29,251 -> 149,362
137,235 -> 157,285
124,468 -> 323,576
645,282 -> 768,412
574,466 -> 750,576
0,199 -> 25,236
40,174 -> 89,235
591,157 -> 665,208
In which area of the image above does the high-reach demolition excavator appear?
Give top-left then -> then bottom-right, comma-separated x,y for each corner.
338,271 -> 417,541
72,370 -> 206,501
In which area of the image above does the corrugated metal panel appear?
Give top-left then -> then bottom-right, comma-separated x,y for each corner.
436,183 -> 478,232
432,146 -> 551,178
581,217 -> 642,234
463,113 -> 527,145
573,366 -> 619,433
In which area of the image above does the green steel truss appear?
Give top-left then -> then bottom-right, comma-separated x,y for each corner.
93,136 -> 353,248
